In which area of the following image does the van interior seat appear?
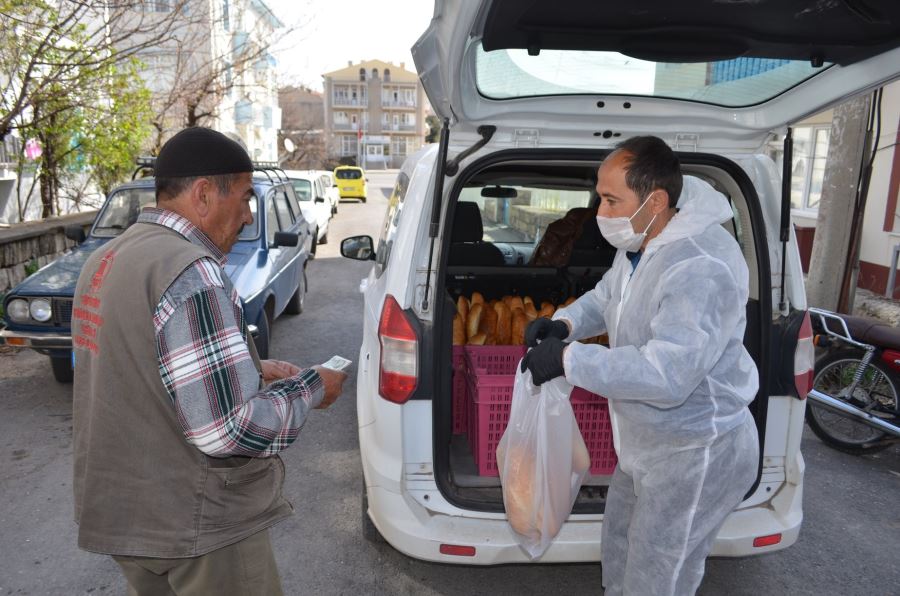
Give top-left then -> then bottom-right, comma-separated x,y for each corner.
448,201 -> 506,266
569,207 -> 617,266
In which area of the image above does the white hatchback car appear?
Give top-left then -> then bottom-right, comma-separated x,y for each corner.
285,170 -> 331,248
340,0 -> 900,566
312,170 -> 341,216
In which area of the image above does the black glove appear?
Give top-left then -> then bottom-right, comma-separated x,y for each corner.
524,317 -> 569,348
520,336 -> 566,386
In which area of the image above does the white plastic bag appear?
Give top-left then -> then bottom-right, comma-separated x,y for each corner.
496,365 -> 590,559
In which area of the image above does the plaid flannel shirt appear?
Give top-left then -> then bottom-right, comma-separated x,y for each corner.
141,208 -> 324,458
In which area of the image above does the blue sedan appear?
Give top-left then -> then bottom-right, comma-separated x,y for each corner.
0,173 -> 313,382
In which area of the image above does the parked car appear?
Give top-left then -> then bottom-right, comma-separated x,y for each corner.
284,169 -> 331,247
313,170 -> 340,216
339,0 -> 900,566
0,169 -> 313,381
333,165 -> 368,202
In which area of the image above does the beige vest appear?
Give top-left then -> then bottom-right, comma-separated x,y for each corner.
72,222 -> 292,557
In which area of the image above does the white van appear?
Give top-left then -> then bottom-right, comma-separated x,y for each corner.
340,0 -> 900,565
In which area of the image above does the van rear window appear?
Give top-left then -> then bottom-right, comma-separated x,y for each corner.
336,169 -> 362,180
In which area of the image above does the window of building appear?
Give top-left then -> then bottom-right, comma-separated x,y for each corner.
391,137 -> 409,156
359,68 -> 366,81
790,125 -> 831,211
333,111 -> 348,124
145,0 -> 173,11
224,62 -> 233,96
222,0 -> 230,30
384,69 -> 391,82
341,136 -> 358,156
371,68 -> 379,79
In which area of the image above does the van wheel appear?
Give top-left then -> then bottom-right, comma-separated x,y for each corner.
319,228 -> 328,245
310,230 -> 318,259
49,354 -> 73,383
361,483 -> 385,543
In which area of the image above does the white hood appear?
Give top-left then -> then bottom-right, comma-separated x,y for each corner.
649,176 -> 734,250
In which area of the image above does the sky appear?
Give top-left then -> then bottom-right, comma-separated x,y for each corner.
266,0 -> 435,91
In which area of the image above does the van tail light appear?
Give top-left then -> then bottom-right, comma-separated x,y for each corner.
378,294 -> 418,404
794,311 -> 814,399
753,533 -> 782,548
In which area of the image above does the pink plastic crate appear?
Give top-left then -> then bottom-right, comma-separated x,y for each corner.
451,346 -> 467,434
465,346 -> 617,476
571,388 -> 618,475
464,346 -> 526,476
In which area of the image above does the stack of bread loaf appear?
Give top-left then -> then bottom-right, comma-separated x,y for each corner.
452,292 -> 575,346
452,292 -> 609,346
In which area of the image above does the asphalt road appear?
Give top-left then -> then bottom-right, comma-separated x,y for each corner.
1,169 -> 898,595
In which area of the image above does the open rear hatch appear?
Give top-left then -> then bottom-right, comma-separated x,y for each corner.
414,0 -> 900,150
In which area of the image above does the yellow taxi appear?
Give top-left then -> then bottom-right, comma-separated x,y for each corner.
333,166 -> 368,202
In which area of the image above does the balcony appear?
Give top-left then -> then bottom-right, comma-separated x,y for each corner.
332,97 -> 368,108
381,100 -> 417,109
383,124 -> 417,132
333,122 -> 365,132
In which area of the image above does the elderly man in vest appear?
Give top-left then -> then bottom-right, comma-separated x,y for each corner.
72,127 -> 346,595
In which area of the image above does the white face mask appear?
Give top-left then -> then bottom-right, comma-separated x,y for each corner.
596,194 -> 657,252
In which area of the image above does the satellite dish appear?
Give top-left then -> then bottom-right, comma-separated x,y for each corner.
283,138 -> 295,153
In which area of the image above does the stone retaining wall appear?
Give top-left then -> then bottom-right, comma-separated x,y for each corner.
0,212 -> 96,294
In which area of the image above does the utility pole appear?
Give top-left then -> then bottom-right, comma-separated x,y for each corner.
805,94 -> 873,312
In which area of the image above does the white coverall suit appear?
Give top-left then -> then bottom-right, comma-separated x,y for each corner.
553,176 -> 760,596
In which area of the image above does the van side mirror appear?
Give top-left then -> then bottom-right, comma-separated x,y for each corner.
341,235 -> 375,261
315,196 -> 326,203
65,225 -> 86,243
273,231 -> 299,247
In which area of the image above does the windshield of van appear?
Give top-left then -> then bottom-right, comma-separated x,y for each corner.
458,185 -> 592,244
93,187 -> 156,236
291,179 -> 312,201
475,43 -> 832,107
335,169 -> 362,180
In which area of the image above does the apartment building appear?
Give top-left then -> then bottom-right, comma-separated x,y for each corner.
322,60 -> 426,169
135,0 -> 283,161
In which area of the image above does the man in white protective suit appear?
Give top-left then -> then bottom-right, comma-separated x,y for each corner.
520,135 -> 760,596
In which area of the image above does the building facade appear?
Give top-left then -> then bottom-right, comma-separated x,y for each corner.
134,0 -> 282,161
322,60 -> 426,169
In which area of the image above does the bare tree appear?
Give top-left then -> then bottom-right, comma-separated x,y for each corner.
0,0 -> 188,142
142,2 -> 294,153
1,0 -> 191,219
278,84 -> 325,169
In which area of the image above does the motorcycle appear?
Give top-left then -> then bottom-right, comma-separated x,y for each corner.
806,307 -> 900,454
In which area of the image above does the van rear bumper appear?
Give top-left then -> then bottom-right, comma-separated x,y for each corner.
364,462 -> 803,565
